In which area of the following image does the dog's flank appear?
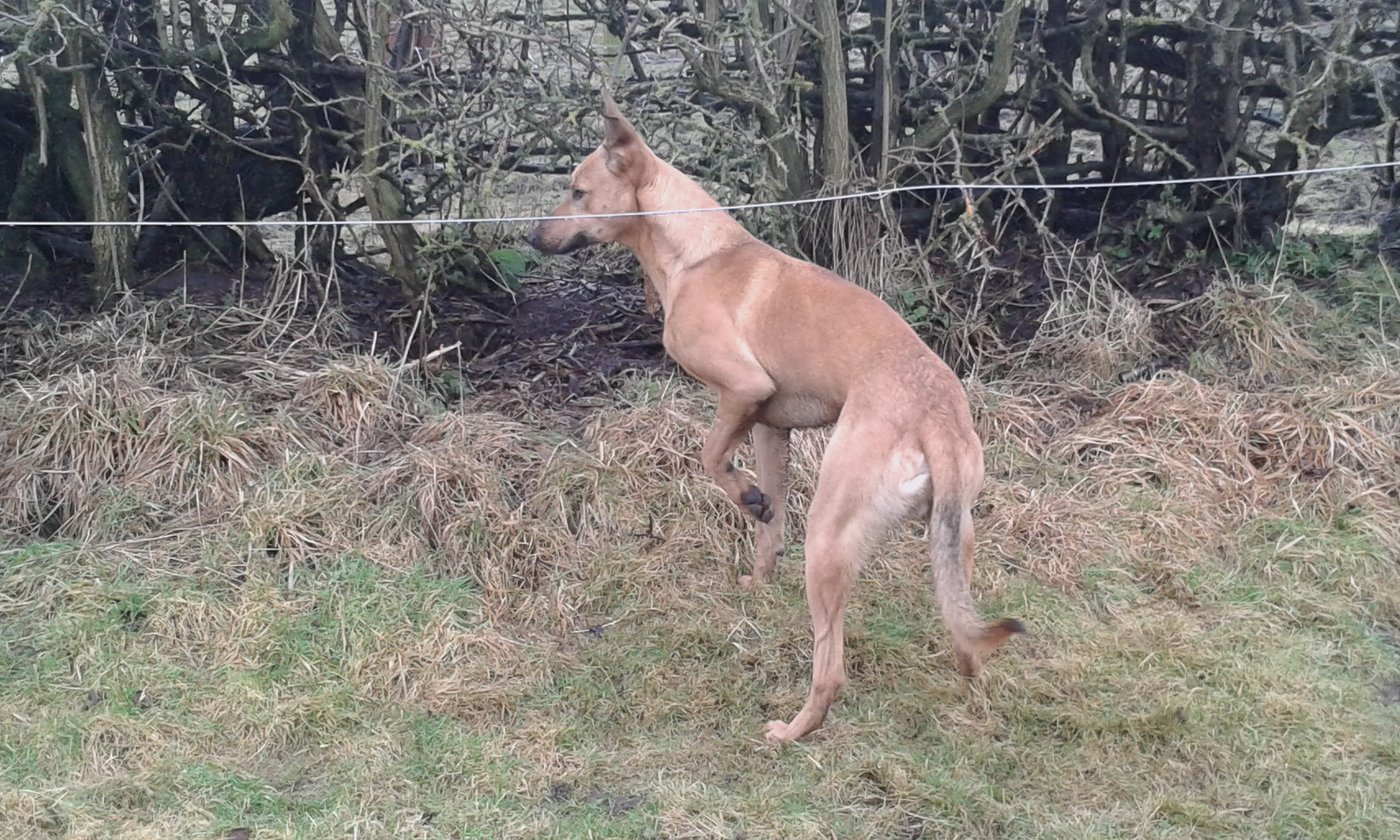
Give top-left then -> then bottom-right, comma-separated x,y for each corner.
528,93 -> 1023,743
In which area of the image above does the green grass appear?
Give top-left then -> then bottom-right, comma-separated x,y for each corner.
3,506 -> 1397,838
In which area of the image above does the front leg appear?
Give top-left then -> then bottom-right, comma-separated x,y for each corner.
700,392 -> 772,522
667,316 -> 777,525
743,423 -> 789,590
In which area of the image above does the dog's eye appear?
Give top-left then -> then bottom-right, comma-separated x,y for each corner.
571,188 -> 586,202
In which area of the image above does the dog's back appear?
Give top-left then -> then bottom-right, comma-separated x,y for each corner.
671,238 -> 968,434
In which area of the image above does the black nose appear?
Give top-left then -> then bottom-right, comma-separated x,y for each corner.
524,228 -> 541,250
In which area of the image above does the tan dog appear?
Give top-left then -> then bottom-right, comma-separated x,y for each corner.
527,94 -> 1023,743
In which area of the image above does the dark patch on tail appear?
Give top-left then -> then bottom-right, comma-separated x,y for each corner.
979,617 -> 1025,651
935,499 -> 961,536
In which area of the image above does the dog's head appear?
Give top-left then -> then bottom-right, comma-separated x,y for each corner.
525,93 -> 654,255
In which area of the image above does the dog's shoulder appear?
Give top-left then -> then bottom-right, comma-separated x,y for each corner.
691,236 -> 781,276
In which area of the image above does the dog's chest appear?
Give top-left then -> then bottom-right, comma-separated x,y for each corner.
757,391 -> 839,429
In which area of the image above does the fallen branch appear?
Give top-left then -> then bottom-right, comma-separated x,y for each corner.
397,341 -> 463,373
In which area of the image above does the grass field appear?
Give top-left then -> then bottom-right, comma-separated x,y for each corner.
2,239 -> 1399,838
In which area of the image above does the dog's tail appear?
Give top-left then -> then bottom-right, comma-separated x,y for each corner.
924,439 -> 1024,676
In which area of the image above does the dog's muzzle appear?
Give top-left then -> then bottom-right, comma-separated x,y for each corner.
525,226 -> 593,255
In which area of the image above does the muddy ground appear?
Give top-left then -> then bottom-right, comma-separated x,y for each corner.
0,251 -> 673,402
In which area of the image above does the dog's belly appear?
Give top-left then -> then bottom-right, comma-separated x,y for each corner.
758,392 -> 839,429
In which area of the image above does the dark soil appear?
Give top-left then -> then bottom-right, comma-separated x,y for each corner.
0,254 -> 674,401
0,233 -> 1269,397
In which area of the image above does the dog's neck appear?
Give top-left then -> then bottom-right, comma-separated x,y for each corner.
621,160 -> 753,315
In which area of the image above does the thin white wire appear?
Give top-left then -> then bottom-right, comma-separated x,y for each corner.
2,159 -> 1394,228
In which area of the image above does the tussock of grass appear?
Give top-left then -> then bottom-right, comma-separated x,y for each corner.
0,367 -> 302,542
1024,254 -> 1162,383
2,265 -> 1399,837
1197,282 -> 1330,377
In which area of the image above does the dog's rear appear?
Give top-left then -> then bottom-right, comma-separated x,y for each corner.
528,93 -> 1022,742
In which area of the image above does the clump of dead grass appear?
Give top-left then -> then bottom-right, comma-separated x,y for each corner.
362,411 -> 581,618
965,362 -> 1400,590
951,251 -> 1400,591
288,354 -> 438,448
1052,371 -> 1400,509
1023,256 -> 1161,383
1194,281 -> 1330,380
0,365 -> 302,541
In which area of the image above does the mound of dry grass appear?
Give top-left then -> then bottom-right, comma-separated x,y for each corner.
967,368 -> 1400,589
0,365 -> 303,542
3,270 -> 1395,617
1022,252 -> 1162,383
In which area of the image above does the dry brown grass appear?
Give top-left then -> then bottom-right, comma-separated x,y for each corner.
3,267 -> 1395,600
1022,253 -> 1162,384
2,259 -> 1398,837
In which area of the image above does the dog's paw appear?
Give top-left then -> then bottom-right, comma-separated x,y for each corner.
762,720 -> 798,744
739,573 -> 770,591
739,486 -> 774,523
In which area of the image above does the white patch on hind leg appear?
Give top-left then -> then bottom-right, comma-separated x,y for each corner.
892,449 -> 931,498
898,471 -> 930,497
871,449 -> 930,519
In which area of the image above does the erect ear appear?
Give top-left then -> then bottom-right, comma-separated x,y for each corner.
600,90 -> 642,175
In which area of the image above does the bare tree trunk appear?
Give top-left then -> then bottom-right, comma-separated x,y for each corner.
64,4 -> 133,302
871,0 -> 900,181
1256,1 -> 1358,230
294,0 -> 348,266
1,151 -> 45,263
812,0 -> 850,184
361,0 -> 421,294
743,0 -> 811,199
904,0 -> 1025,152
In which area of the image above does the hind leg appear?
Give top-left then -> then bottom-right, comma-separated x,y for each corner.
761,517 -> 858,743
763,425 -> 915,743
